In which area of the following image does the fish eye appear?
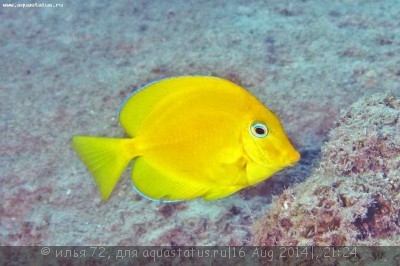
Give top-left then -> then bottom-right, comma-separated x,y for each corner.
250,122 -> 268,138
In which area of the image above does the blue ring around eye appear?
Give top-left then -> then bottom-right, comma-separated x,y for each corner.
250,122 -> 268,138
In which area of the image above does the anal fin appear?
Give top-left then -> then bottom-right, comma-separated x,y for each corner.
131,157 -> 209,201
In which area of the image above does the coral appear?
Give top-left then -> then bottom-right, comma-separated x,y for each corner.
252,93 -> 400,246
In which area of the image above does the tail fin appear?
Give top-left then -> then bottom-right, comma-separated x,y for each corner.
71,136 -> 137,201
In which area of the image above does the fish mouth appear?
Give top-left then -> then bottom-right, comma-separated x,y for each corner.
287,150 -> 301,166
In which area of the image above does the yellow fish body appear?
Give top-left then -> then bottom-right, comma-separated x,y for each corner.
72,76 -> 300,202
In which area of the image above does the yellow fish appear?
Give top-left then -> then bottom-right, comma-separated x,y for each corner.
72,76 -> 300,202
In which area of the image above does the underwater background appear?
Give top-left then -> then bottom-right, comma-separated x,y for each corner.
1,0 -> 400,260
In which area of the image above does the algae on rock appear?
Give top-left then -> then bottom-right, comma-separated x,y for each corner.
252,93 -> 400,246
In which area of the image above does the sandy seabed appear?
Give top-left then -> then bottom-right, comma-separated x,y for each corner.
1,0 -> 399,250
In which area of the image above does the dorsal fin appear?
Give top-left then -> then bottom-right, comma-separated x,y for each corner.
117,76 -> 241,137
